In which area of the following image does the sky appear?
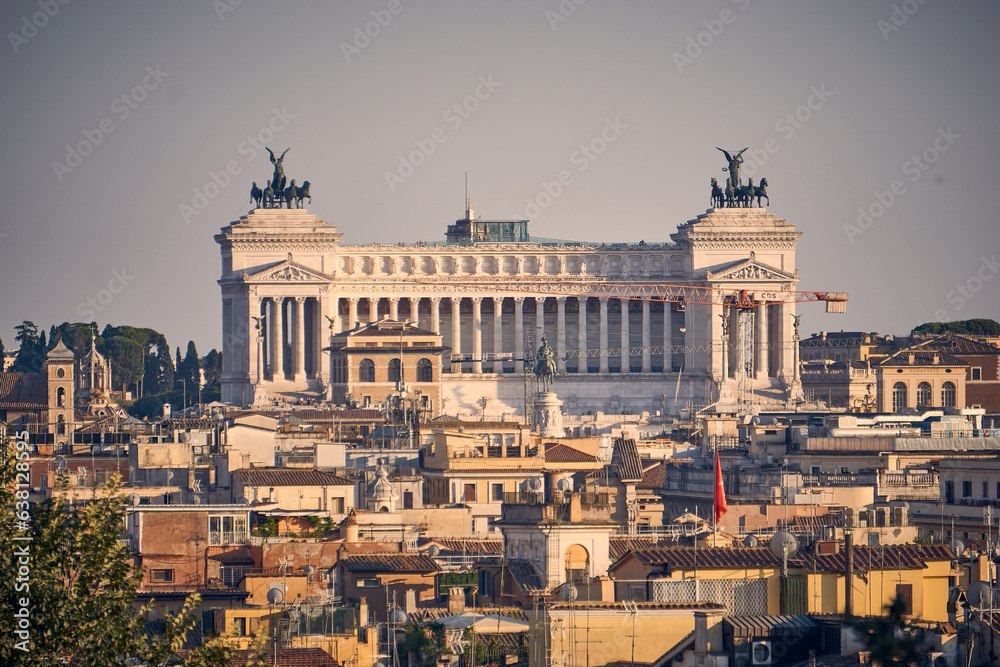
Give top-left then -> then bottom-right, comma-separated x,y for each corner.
1,0 -> 998,355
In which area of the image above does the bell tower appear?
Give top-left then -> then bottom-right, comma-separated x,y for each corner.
46,339 -> 76,449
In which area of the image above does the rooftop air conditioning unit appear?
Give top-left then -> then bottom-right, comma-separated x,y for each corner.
751,640 -> 772,666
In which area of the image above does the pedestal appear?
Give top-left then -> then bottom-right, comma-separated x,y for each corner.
533,391 -> 565,438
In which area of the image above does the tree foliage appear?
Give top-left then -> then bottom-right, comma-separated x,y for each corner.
913,318 -> 1000,336
852,594 -> 926,667
0,426 -> 267,666
12,321 -> 45,373
106,336 -> 144,395
202,349 -> 223,389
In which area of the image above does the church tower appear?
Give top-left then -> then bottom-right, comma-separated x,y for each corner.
46,339 -> 76,448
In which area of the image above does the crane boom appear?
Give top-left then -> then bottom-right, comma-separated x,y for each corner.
402,278 -> 848,312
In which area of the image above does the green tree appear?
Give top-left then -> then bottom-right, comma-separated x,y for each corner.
202,349 -> 223,389
143,335 -> 174,396
180,341 -> 201,397
0,335 -> 5,368
913,318 -> 1000,337
0,426 -> 268,666
853,594 -> 926,667
106,336 -> 144,395
13,321 -> 44,372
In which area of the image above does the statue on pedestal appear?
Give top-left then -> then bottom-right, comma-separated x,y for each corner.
534,336 -> 557,393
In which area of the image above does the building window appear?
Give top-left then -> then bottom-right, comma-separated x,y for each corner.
151,569 -> 174,583
985,482 -> 989,499
963,481 -> 973,498
359,359 -> 375,383
942,382 -> 956,408
972,367 -> 982,381
403,491 -> 413,510
232,617 -> 247,636
945,481 -> 954,503
463,484 -> 476,502
56,387 -> 66,407
564,544 -> 589,585
416,358 -> 433,382
209,514 -> 249,546
491,483 -> 504,502
895,584 -> 913,616
892,382 -> 907,413
57,415 -> 66,436
916,382 -> 931,407
388,358 -> 401,383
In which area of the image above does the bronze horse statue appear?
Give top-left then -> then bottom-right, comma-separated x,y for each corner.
250,182 -> 263,208
294,180 -> 311,208
724,178 -> 736,207
533,337 -> 558,392
754,177 -> 769,207
737,177 -> 755,208
710,178 -> 724,208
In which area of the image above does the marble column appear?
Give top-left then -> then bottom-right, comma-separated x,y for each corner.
472,297 -> 483,374
268,298 -> 278,380
251,297 -> 263,383
663,304 -> 672,373
313,296 -> 323,379
641,300 -> 651,373
577,297 -> 588,374
451,296 -> 462,373
556,297 -> 567,373
620,299 -> 631,373
756,303 -> 769,379
493,297 -> 503,373
536,297 -> 546,344
274,298 -> 286,380
348,297 -> 359,331
293,297 -> 306,381
514,297 -> 525,373
429,297 -> 441,334
389,297 -> 399,321
599,298 -> 609,373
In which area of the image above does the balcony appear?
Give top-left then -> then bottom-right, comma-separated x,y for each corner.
500,491 -> 611,525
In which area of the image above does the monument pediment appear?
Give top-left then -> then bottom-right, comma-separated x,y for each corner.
245,256 -> 332,283
706,254 -> 798,282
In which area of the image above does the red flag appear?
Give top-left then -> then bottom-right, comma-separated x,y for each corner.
714,448 -> 728,524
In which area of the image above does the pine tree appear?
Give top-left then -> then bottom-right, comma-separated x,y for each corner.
182,341 -> 201,394
13,321 -> 41,372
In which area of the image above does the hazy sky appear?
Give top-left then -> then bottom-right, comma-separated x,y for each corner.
1,1 -> 998,354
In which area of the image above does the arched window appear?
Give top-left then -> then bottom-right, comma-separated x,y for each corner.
56,387 -> 66,407
416,358 -> 433,382
388,358 -> 401,383
916,382 -> 932,407
942,381 -> 956,408
358,359 -> 375,383
892,382 -> 907,413
564,544 -> 590,584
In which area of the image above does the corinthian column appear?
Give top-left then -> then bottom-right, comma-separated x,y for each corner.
577,297 -> 588,374
472,297 -> 483,374
514,297 -> 525,373
274,298 -> 285,380
756,303 -> 769,379
389,297 -> 399,321
536,297 -> 546,344
493,297 -> 503,373
620,299 -> 631,373
641,300 -> 651,373
556,297 -> 567,373
429,297 -> 441,334
599,298 -> 609,373
293,297 -> 306,382
348,297 -> 359,330
451,296 -> 462,373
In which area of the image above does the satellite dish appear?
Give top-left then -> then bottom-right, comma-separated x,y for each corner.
529,477 -> 542,491
130,494 -> 141,506
192,496 -> 201,505
951,539 -> 967,557
556,478 -> 573,492
178,432 -> 191,443
266,588 -> 284,605
768,530 -> 799,560
304,565 -> 316,577
391,609 -> 408,624
967,581 -> 993,609
565,585 -> 578,602
55,456 -> 67,471
743,535 -> 759,548
425,545 -> 440,558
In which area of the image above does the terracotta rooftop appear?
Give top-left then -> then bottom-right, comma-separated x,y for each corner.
546,601 -> 724,611
178,648 -> 338,666
544,442 -> 598,464
609,537 -> 670,561
339,553 -> 439,573
0,372 -> 47,410
421,538 -> 503,554
612,437 -> 643,482
506,559 -> 549,596
879,348 -> 968,367
637,461 -> 666,489
236,468 -> 354,487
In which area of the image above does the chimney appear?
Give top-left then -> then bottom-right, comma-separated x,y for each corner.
568,493 -> 582,523
448,587 -> 466,614
359,597 -> 369,627
405,588 -> 417,615
694,611 -> 708,657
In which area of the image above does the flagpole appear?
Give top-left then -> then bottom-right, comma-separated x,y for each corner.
713,437 -> 718,549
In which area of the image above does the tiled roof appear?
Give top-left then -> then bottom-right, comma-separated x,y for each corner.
339,553 -> 439,573
506,559 -> 548,595
544,443 -> 598,464
610,537 -> 668,561
618,544 -> 954,573
422,539 -> 503,555
546,601 -> 724,611
345,320 -> 440,338
914,334 -> 1000,355
612,437 -> 643,482
879,348 -> 968,367
236,468 -> 354,487
0,372 -> 47,409
637,462 -> 666,489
